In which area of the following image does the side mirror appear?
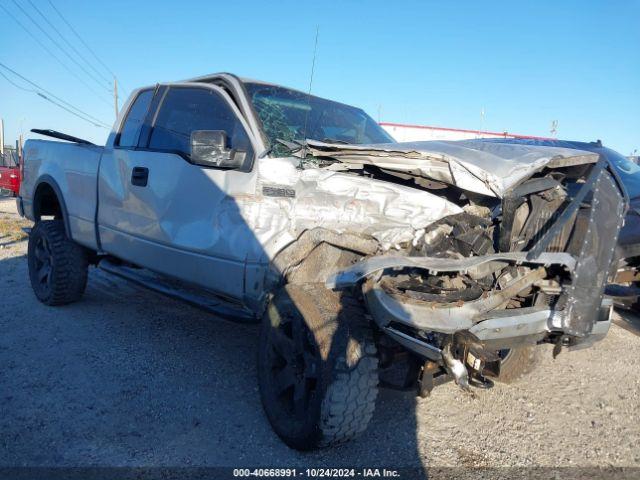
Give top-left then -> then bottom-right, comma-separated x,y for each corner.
190,130 -> 245,169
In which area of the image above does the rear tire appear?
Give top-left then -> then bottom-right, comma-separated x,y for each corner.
258,284 -> 378,450
496,345 -> 539,384
28,220 -> 88,306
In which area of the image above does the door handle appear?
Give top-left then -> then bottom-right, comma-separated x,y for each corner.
131,166 -> 149,187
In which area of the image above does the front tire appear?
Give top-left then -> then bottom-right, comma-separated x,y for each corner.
258,284 -> 378,450
28,220 -> 88,306
496,345 -> 539,384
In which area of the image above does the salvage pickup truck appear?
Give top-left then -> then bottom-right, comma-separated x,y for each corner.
18,73 -> 627,450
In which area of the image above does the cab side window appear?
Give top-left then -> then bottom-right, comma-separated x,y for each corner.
148,87 -> 253,161
117,89 -> 153,147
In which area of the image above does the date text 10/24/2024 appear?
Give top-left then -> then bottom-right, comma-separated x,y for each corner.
233,468 -> 401,477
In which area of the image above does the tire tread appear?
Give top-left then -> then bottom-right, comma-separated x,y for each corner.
318,293 -> 379,447
28,220 -> 88,306
497,345 -> 539,384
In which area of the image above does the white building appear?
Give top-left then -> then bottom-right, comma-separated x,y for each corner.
380,122 -> 549,142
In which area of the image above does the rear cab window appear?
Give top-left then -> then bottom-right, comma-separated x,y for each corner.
0,150 -> 18,168
117,89 -> 154,147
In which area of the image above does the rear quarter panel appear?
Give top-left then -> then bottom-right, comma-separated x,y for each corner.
22,139 -> 102,249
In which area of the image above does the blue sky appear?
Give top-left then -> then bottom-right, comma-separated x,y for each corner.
1,0 -> 639,154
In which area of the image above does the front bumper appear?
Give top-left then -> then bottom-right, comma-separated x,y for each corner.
376,301 -> 612,361
327,155 -> 626,358
328,252 -> 612,357
328,252 -> 575,334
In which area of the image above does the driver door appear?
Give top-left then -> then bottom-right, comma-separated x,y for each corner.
97,85 -> 263,300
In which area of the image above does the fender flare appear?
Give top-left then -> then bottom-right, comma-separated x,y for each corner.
33,174 -> 72,239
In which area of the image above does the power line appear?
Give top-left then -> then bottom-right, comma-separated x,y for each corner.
0,3 -> 113,107
46,0 -> 126,93
36,92 -> 109,129
0,62 -> 110,127
0,69 -> 32,92
26,0 -> 111,85
2,67 -> 108,128
0,62 -> 111,128
11,0 -> 110,92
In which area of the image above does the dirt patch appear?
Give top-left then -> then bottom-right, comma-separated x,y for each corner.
0,197 -> 31,249
0,216 -> 31,244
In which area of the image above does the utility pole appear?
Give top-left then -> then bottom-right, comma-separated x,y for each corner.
479,108 -> 486,138
0,118 -> 4,156
113,76 -> 119,119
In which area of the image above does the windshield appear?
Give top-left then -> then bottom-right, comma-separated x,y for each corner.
244,82 -> 395,155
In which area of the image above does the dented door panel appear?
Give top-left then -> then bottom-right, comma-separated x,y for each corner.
97,147 -> 260,299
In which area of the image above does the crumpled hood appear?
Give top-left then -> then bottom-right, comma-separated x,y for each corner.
252,157 -> 463,254
302,139 -> 599,198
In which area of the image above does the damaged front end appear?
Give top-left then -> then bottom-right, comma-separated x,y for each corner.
327,153 -> 627,392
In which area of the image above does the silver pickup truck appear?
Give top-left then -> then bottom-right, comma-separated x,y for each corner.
18,73 -> 627,450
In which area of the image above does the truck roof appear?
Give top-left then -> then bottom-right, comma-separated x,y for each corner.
183,72 -> 364,112
185,72 -> 281,89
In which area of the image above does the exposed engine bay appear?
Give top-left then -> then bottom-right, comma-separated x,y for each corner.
279,140 -> 627,393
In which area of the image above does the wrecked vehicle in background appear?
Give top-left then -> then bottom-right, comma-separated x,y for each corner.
0,148 -> 21,197
609,151 -> 640,309
17,73 -> 627,450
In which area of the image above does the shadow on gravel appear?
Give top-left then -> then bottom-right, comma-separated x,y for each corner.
1,255 -> 425,473
613,308 -> 640,337
0,163 -> 427,478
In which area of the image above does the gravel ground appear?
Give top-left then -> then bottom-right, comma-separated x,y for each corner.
0,197 -> 639,476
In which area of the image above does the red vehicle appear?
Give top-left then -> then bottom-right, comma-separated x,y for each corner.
0,149 -> 21,196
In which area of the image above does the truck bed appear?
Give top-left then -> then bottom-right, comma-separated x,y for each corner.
21,139 -> 103,250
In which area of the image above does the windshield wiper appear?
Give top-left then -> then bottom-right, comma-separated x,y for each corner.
275,138 -> 304,153
274,137 -> 351,154
321,137 -> 351,145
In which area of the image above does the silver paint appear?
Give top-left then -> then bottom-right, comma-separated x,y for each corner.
301,139 -> 599,197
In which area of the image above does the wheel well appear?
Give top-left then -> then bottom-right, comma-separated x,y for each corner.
33,182 -> 63,221
31,179 -> 97,262
272,228 -> 379,284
